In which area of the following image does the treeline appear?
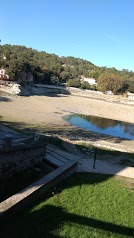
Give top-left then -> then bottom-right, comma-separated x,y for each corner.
0,44 -> 94,84
0,44 -> 134,94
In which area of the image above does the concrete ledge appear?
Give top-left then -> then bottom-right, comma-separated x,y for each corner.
0,160 -> 77,217
0,141 -> 46,153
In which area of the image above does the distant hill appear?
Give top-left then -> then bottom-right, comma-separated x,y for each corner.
0,44 -> 134,93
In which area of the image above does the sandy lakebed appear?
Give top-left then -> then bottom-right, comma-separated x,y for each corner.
0,92 -> 134,153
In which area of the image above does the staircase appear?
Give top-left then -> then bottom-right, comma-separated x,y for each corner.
45,144 -> 79,168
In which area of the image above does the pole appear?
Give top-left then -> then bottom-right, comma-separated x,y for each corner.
93,147 -> 97,169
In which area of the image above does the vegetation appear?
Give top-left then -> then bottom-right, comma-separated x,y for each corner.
2,173 -> 134,237
0,45 -> 94,85
0,44 -> 134,93
76,142 -> 134,167
67,78 -> 81,88
97,73 -> 127,94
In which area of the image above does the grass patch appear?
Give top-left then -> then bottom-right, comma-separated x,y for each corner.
2,173 -> 134,238
76,142 -> 134,167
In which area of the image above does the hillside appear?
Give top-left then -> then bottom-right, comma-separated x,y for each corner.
0,44 -> 134,93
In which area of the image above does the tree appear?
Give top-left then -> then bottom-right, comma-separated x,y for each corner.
0,44 -> 134,88
97,73 -> 126,94
67,78 -> 81,88
81,81 -> 91,90
126,77 -> 134,93
60,71 -> 70,80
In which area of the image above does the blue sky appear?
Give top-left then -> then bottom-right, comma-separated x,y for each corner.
1,0 -> 134,71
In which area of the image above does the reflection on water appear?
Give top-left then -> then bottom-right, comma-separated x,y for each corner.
64,114 -> 134,140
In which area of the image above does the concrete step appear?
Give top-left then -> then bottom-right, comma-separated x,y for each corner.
46,150 -> 70,163
45,144 -> 80,167
45,154 -> 65,167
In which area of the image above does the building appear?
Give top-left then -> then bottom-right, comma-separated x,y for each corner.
0,68 -> 10,80
81,75 -> 96,85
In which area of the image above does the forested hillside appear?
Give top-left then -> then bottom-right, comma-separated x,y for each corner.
0,44 -> 134,93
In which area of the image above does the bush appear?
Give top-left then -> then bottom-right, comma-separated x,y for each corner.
97,73 -> 126,94
81,81 -> 91,90
67,78 -> 81,88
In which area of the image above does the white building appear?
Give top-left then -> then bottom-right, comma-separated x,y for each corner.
0,68 -> 10,80
81,75 -> 96,85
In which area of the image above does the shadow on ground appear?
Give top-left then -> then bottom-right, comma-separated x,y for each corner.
1,173 -> 134,237
0,120 -> 134,237
0,120 -> 133,177
21,85 -> 70,98
2,205 -> 134,238
0,121 -> 132,144
0,96 -> 12,102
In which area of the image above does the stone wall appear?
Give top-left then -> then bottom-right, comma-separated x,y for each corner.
31,84 -> 68,95
0,143 -> 46,178
0,160 -> 78,217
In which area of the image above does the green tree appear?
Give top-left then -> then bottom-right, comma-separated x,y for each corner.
97,73 -> 126,94
126,77 -> 134,93
81,81 -> 91,90
0,44 -> 133,88
67,78 -> 81,88
60,71 -> 70,80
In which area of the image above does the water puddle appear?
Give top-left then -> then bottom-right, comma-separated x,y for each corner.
63,114 -> 134,140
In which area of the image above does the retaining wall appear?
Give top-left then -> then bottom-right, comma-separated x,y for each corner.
31,84 -> 68,95
0,160 -> 77,217
0,143 -> 46,178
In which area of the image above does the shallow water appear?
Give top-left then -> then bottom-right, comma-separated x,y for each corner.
63,114 -> 134,140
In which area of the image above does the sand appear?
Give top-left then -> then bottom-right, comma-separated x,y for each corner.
0,93 -> 134,152
0,94 -> 134,123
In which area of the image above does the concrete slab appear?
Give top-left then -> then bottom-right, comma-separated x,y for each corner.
78,159 -> 134,179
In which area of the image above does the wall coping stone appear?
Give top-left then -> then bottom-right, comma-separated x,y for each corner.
0,160 -> 77,217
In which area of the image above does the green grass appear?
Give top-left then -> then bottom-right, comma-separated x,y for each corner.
76,142 -> 134,167
2,173 -> 134,238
